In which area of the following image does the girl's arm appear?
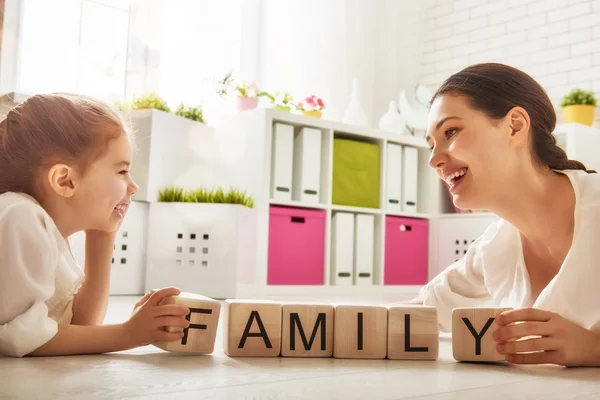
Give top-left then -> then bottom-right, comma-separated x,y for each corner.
71,230 -> 116,325
29,287 -> 190,357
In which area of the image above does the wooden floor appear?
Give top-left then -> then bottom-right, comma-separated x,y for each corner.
1,296 -> 600,399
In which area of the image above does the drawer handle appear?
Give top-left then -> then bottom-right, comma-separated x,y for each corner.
304,189 -> 318,195
405,201 -> 416,206
338,272 -> 351,278
388,199 -> 399,204
276,186 -> 290,193
358,273 -> 371,278
400,225 -> 412,231
291,216 -> 305,223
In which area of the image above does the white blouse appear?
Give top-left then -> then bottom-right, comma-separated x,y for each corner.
0,192 -> 85,357
420,169 -> 600,333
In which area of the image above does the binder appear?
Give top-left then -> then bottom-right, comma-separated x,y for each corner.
402,146 -> 418,213
292,127 -> 322,204
330,212 -> 354,285
354,214 -> 374,286
271,123 -> 294,201
386,143 -> 403,213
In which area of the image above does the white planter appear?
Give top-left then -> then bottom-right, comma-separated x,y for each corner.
67,201 -> 149,295
144,202 -> 257,299
123,109 -> 220,202
437,214 -> 498,276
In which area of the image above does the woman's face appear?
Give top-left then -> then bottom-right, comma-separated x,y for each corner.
426,93 -> 516,211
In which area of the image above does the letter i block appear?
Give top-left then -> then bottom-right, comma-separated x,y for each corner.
387,305 -> 439,360
223,300 -> 282,357
452,307 -> 512,362
153,292 -> 221,354
281,303 -> 334,357
333,305 -> 387,359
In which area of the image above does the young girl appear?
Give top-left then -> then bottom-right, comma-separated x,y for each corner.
0,93 -> 190,358
412,63 -> 600,367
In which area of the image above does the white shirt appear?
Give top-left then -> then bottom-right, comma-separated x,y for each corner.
0,192 -> 85,357
420,169 -> 600,333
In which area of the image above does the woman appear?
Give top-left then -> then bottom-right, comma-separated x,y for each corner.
413,63 -> 600,367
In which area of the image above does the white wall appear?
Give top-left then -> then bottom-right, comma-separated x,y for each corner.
417,0 -> 600,126
256,0 -> 422,126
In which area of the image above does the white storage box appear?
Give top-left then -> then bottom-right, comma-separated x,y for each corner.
354,214 -> 374,286
270,123 -> 294,201
123,109 -> 218,202
68,201 -> 149,295
292,127 -> 322,204
386,143 -> 403,213
437,214 -> 498,276
144,202 -> 257,299
402,146 -> 419,213
330,212 -> 354,285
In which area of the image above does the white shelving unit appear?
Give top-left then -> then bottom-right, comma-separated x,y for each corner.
231,108 -> 448,299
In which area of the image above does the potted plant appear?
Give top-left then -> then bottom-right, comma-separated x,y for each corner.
175,104 -> 205,123
217,72 -> 263,111
145,186 -> 256,299
262,90 -> 294,112
115,92 -> 171,113
296,95 -> 325,118
560,88 -> 597,126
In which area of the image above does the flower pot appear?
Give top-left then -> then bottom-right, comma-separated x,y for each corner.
302,110 -> 322,118
236,96 -> 258,111
562,105 -> 595,126
271,104 -> 291,112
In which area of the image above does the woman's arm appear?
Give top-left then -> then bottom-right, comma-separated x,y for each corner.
71,230 -> 115,325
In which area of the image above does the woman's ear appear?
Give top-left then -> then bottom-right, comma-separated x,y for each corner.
47,164 -> 77,198
507,106 -> 530,146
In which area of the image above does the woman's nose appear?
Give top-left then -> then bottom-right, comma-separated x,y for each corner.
428,146 -> 448,170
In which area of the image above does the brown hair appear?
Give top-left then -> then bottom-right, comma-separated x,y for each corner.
0,92 -> 129,197
431,63 -> 594,173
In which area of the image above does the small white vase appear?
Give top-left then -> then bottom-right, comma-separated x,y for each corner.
343,78 -> 369,126
378,101 -> 407,135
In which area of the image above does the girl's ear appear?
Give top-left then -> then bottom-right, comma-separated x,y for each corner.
47,164 -> 77,198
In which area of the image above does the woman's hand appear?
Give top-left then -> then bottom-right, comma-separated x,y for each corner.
494,308 -> 600,367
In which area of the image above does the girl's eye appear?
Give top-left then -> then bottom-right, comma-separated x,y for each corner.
445,128 -> 458,138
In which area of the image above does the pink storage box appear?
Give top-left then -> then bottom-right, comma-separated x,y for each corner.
384,216 -> 428,285
267,206 -> 326,285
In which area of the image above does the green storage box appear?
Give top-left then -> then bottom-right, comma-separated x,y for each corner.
332,138 -> 380,208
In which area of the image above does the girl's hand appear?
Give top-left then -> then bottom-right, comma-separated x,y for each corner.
494,308 -> 600,367
123,287 -> 191,347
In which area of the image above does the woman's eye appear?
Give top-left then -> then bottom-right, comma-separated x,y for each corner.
445,128 -> 457,138
119,170 -> 129,175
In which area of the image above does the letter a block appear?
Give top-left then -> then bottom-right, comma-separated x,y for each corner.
281,303 -> 334,357
153,292 -> 221,354
452,307 -> 511,362
333,305 -> 387,359
387,305 -> 439,360
223,300 -> 282,357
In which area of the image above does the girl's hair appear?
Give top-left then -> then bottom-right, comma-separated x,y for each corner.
0,92 -> 129,197
431,63 -> 595,173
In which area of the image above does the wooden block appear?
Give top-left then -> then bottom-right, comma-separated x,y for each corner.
333,305 -> 387,359
387,305 -> 439,360
452,307 -> 512,362
223,299 -> 282,357
281,303 -> 334,357
153,292 -> 221,354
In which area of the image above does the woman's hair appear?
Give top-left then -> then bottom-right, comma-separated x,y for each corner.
0,92 -> 129,196
431,63 -> 594,173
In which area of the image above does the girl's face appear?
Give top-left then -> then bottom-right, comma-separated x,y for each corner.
426,93 -> 517,211
73,132 -> 139,232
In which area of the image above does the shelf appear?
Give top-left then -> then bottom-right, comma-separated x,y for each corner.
330,204 -> 382,215
269,199 -> 328,211
265,108 -> 429,150
261,284 -> 424,298
385,210 -> 431,219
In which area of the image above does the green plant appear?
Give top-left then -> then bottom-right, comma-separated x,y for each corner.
130,92 -> 171,112
175,104 -> 205,123
560,88 -> 597,107
158,186 -> 254,208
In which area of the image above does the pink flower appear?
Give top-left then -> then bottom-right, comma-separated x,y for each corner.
306,96 -> 316,106
316,98 -> 324,107
296,101 -> 304,109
